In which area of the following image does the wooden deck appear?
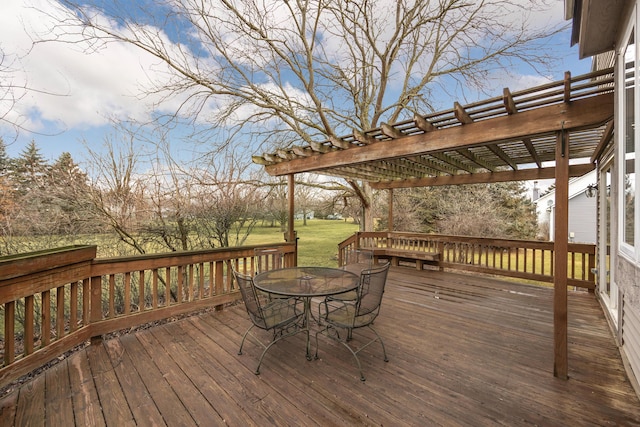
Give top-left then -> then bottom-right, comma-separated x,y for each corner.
1,268 -> 639,426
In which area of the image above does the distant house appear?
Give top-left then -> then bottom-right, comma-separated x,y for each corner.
294,211 -> 314,220
534,170 -> 597,243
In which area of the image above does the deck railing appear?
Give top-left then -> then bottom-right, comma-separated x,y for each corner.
339,232 -> 595,289
0,243 -> 295,389
0,233 -> 595,389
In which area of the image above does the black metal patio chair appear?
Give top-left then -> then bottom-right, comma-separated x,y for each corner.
330,248 -> 375,302
315,261 -> 390,381
254,247 -> 285,274
232,268 -> 305,375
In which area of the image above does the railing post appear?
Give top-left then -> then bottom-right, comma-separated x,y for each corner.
215,260 -> 225,311
588,250 -> 596,294
90,275 -> 103,345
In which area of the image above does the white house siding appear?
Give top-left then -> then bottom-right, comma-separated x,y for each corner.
574,0 -> 640,395
568,192 -> 597,243
534,170 -> 597,243
619,257 -> 640,386
609,0 -> 640,392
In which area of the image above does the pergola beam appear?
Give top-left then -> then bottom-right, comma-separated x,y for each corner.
264,94 -> 613,177
370,163 -> 594,189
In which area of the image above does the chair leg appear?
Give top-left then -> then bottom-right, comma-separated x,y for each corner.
338,340 -> 366,381
368,325 -> 389,362
256,339 -> 280,375
315,325 -> 366,381
255,326 -> 306,375
238,324 -> 256,355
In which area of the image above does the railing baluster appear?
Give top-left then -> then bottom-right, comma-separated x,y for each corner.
152,268 -> 159,309
4,301 -> 15,365
70,281 -> 78,332
124,272 -> 131,315
56,285 -> 65,340
108,275 -> 116,318
42,290 -> 51,346
199,263 -> 205,299
25,296 -> 34,355
188,264 -> 195,302
83,278 -> 90,325
139,270 -> 145,311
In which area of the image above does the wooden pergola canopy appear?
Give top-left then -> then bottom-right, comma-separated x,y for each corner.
253,69 -> 614,188
253,69 -> 615,380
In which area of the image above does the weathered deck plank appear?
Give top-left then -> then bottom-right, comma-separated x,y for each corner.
67,351 -> 105,427
1,268 -> 639,426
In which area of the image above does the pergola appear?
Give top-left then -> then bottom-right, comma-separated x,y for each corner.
253,68 -> 614,378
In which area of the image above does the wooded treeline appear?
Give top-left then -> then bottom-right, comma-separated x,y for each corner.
0,137 -> 539,258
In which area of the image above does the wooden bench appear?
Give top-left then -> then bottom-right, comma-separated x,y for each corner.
363,247 -> 442,271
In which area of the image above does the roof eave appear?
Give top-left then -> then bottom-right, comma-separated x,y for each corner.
571,0 -> 626,59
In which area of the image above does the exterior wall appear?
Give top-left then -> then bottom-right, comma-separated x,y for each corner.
572,0 -> 640,395
611,0 -> 640,393
534,170 -> 597,243
619,257 -> 640,312
568,192 -> 597,243
594,51 -> 615,70
619,256 -> 640,388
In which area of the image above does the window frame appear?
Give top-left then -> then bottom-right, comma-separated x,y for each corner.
619,6 -> 640,263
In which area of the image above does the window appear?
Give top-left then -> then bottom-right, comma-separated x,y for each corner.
620,17 -> 638,260
623,29 -> 636,247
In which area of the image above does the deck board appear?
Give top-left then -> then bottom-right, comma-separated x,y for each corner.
1,268 -> 639,426
67,351 -> 105,427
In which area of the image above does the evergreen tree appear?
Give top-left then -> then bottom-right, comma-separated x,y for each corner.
47,152 -> 96,234
0,137 -> 10,176
11,140 -> 48,196
0,138 -> 16,244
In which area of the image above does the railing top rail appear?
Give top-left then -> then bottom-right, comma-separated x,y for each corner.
0,245 -> 97,282
345,231 -> 594,252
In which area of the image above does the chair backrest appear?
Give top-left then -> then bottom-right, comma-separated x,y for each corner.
254,247 -> 284,273
344,248 -> 374,267
232,268 -> 267,329
356,262 -> 390,318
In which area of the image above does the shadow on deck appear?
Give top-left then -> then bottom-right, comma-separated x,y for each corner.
1,268 -> 639,426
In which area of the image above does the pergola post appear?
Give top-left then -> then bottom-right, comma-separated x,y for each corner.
286,174 -> 297,265
553,129 -> 569,379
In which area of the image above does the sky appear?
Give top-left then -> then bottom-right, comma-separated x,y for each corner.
0,0 -> 593,168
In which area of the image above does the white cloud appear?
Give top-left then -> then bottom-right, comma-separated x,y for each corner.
0,0 -> 176,135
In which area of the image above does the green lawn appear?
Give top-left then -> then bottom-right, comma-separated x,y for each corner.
244,219 -> 360,267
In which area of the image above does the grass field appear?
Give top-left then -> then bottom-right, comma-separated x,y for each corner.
244,219 -> 360,267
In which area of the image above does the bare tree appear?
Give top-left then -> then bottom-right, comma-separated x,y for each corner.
83,131 -> 150,255
49,0 -> 563,229
189,150 -> 264,248
0,48 -> 27,140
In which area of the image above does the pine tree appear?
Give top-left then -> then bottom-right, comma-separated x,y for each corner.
46,152 -> 95,234
11,140 -> 48,196
0,137 -> 10,176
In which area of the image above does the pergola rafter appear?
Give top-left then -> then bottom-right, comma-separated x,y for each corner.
254,69 -> 614,185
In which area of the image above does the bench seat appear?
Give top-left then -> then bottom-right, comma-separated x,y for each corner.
362,247 -> 442,271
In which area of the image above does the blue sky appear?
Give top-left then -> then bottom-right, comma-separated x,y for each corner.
1,0 -> 592,168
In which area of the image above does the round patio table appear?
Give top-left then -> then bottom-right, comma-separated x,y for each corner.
254,266 -> 359,359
